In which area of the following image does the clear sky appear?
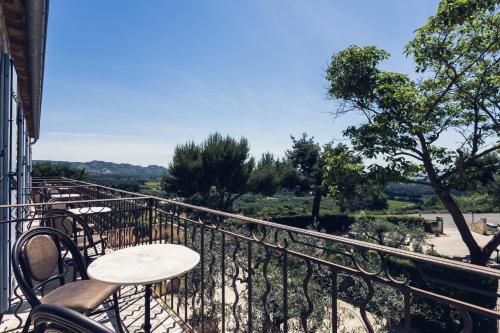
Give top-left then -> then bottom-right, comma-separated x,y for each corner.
34,0 -> 440,166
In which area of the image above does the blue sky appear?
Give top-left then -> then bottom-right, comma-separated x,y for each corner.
34,0 -> 440,166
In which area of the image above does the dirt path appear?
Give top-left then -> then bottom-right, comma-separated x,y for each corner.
427,228 -> 498,260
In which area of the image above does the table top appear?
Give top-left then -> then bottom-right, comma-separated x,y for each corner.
50,193 -> 81,198
87,244 -> 200,285
68,206 -> 112,214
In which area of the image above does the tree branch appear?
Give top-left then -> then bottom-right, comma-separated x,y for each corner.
483,231 -> 500,259
438,144 -> 500,181
439,45 -> 500,128
393,152 -> 423,161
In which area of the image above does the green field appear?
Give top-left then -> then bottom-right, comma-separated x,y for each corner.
387,199 -> 416,210
235,195 -> 431,218
234,193 -> 339,218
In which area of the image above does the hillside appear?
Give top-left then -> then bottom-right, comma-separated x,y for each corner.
33,160 -> 167,178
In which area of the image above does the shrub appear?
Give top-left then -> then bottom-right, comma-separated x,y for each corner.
351,216 -> 427,251
270,214 -> 355,233
387,257 -> 497,332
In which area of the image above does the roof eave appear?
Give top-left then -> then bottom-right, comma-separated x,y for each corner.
1,0 -> 49,141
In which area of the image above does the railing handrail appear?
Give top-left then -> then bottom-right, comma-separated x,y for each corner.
0,197 -> 149,209
153,196 -> 500,280
60,177 -> 149,198
21,185 -> 94,190
9,177 -> 500,280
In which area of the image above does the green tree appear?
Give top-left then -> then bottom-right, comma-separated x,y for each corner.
248,152 -> 282,196
486,175 -> 500,209
351,216 -> 427,251
326,0 -> 499,265
32,161 -> 87,180
277,158 -> 301,190
162,133 -> 254,211
323,143 -> 387,212
285,133 -> 325,220
162,141 -> 208,200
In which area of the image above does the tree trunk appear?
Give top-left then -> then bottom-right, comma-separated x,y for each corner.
437,188 -> 487,265
312,192 -> 322,221
416,133 -> 495,265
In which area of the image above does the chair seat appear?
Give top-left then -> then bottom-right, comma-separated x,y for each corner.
76,234 -> 104,249
41,280 -> 118,314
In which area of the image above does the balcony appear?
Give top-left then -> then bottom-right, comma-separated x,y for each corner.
1,177 -> 499,333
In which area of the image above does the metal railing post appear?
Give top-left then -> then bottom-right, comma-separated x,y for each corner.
148,198 -> 153,244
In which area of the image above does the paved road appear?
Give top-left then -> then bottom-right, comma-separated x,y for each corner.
419,213 -> 500,232
422,213 -> 500,259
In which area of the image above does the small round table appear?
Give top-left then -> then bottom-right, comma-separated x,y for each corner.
50,193 -> 81,199
87,244 -> 200,333
68,206 -> 112,214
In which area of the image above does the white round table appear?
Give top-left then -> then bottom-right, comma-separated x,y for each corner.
68,206 -> 112,214
87,244 -> 200,333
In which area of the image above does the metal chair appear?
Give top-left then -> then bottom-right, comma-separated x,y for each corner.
42,209 -> 107,261
11,227 -> 124,333
152,222 -> 186,243
48,187 -> 60,196
47,198 -> 68,210
32,304 -> 114,333
31,190 -> 49,204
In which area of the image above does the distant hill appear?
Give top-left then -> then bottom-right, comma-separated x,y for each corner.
33,160 -> 167,178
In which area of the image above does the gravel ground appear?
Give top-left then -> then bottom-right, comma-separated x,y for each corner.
423,213 -> 500,260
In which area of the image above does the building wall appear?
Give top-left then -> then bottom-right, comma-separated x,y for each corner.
0,50 -> 31,313
0,2 -> 43,314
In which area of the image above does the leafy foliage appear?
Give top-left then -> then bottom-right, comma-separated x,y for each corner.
326,0 -> 499,264
323,143 -> 388,212
32,161 -> 87,180
285,133 -> 326,218
34,160 -> 166,178
247,152 -> 283,196
286,134 -> 324,191
234,193 -> 340,218
486,174 -> 500,208
351,216 -> 427,251
162,133 -> 255,211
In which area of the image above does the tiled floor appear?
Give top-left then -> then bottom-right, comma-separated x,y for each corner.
0,285 -> 186,333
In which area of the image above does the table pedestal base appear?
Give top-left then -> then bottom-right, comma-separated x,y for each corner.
143,284 -> 152,333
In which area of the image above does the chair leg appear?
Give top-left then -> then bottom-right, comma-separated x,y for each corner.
112,292 -> 125,333
22,312 -> 31,333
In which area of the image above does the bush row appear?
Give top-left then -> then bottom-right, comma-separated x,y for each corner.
270,214 -> 497,332
270,214 -> 433,233
387,256 -> 497,332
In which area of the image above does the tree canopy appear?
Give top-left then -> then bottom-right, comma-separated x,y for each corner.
162,133 -> 254,211
323,143 -> 387,212
247,152 -> 283,196
326,0 -> 499,265
285,133 -> 326,219
32,162 -> 87,180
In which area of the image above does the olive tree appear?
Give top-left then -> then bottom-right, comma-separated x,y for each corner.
325,0 -> 499,265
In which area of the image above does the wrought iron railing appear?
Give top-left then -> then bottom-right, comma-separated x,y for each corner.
1,178 -> 499,332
